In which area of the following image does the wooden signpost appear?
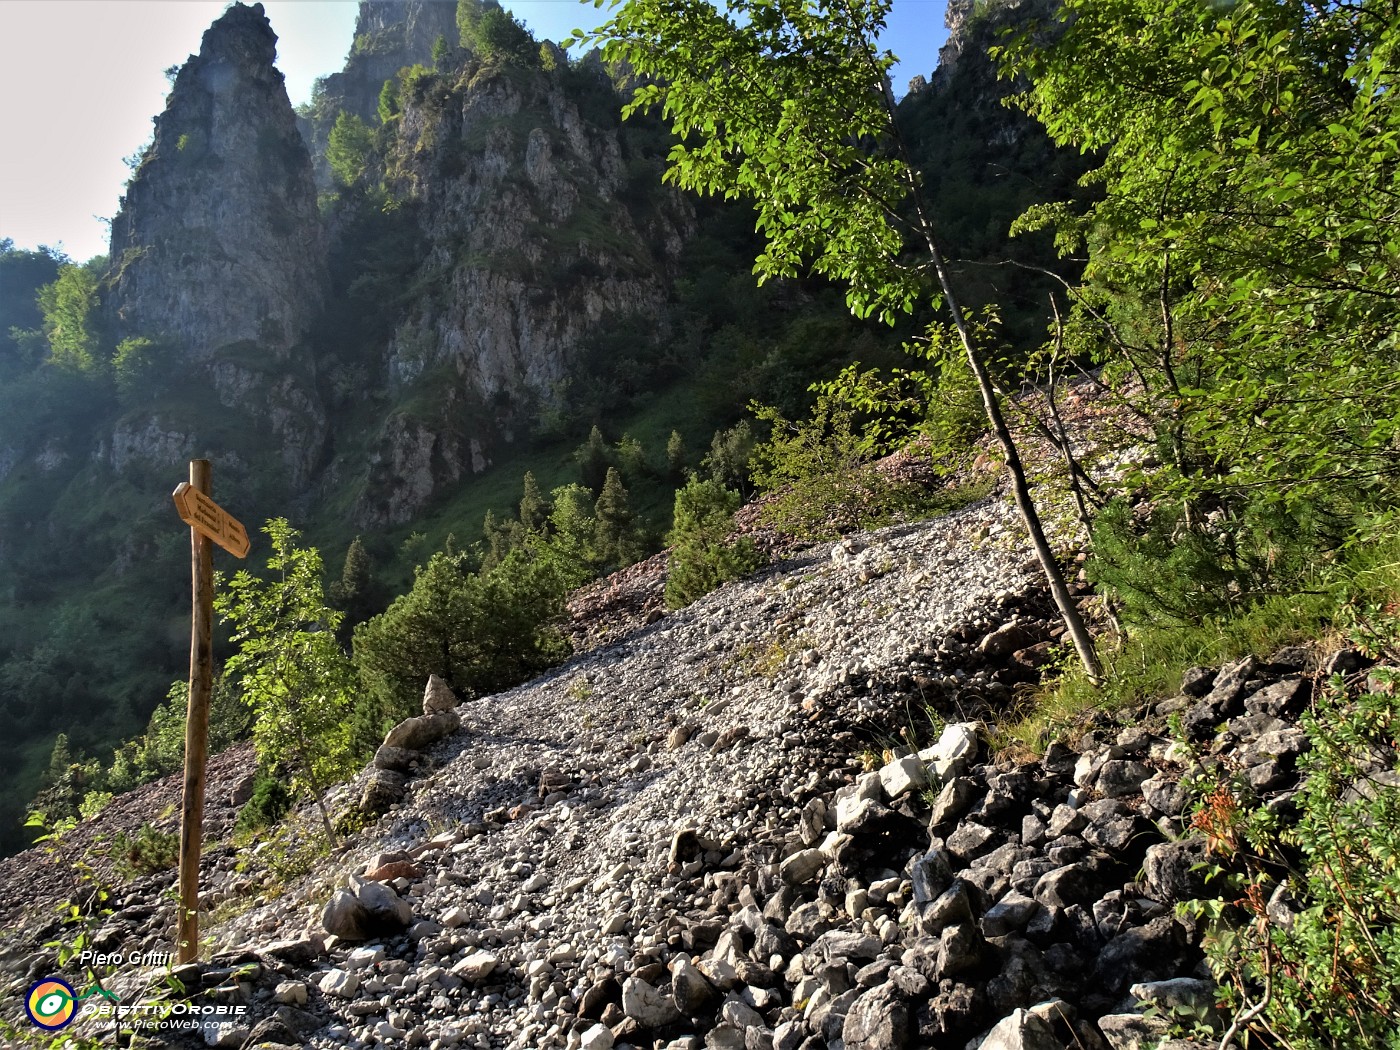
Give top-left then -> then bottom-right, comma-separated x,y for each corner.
171,460 -> 248,964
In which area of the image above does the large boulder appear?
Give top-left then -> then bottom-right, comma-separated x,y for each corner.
383,711 -> 459,751
320,877 -> 414,942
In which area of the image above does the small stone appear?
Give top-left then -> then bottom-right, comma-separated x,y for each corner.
580,1023 -> 616,1050
919,723 -> 979,780
321,891 -> 370,941
721,1000 -> 765,1030
1141,775 -> 1189,817
976,1008 -> 1063,1050
384,711 -> 460,751
272,980 -> 308,1005
671,956 -> 718,1015
1032,864 -> 1099,909
919,879 -> 975,935
373,744 -> 416,772
978,621 -> 1043,658
910,849 -> 955,904
929,777 -> 978,827
355,878 -> 413,928
1323,648 -> 1368,676
878,755 -> 928,799
1244,678 -> 1309,718
780,848 -> 827,885
945,822 -> 997,863
842,984 -> 909,1050
1129,977 -> 1220,1017
452,951 -> 499,982
1179,667 -> 1217,698
837,797 -> 898,834
360,769 -> 407,814
1096,1011 -> 1173,1050
229,773 -> 256,807
318,969 -> 359,998
980,892 -> 1040,938
814,930 -> 882,962
934,921 -> 981,979
621,976 -> 682,1027
1095,760 -> 1152,799
364,859 -> 422,882
1143,839 -> 1211,902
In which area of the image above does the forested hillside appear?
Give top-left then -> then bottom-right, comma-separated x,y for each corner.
0,0 -> 1069,854
1,0 -> 1399,1045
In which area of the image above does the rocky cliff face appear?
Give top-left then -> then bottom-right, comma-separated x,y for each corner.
106,2 -> 326,362
102,2 -> 330,486
298,0 -> 459,187
352,55 -> 692,525
931,0 -> 1057,90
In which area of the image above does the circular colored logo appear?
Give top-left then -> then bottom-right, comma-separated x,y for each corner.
26,978 -> 77,1030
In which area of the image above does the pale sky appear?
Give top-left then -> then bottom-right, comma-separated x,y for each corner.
0,0 -> 947,264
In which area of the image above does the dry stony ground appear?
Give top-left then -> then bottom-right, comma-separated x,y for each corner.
4,377 -> 1349,1050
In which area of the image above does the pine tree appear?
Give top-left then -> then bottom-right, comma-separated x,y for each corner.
519,471 -> 549,533
329,536 -> 375,628
576,425 -> 611,495
481,509 -> 511,570
666,430 -> 687,479
593,467 -> 643,570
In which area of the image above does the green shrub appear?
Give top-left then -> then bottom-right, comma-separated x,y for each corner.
353,539 -> 581,732
234,773 -> 292,834
216,520 -> 357,844
110,823 -> 179,877
701,421 -> 755,493
749,395 -> 899,540
665,477 -> 762,608
1088,494 -> 1347,625
327,112 -> 375,187
457,0 -> 538,65
78,791 -> 112,821
666,430 -> 687,478
1185,667 -> 1400,1046
105,676 -> 251,795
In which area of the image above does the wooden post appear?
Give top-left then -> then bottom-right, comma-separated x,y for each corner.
177,459 -> 213,965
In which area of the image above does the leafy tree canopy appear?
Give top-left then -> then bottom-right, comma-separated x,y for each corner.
215,519 -> 356,843
998,0 -> 1400,506
327,111 -> 376,188
578,0 -> 920,324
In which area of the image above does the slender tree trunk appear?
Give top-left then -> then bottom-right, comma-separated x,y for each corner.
857,32 -> 1105,683
922,234 -> 1104,682
315,794 -> 338,848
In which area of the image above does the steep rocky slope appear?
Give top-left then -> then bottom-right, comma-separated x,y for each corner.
106,2 -> 326,364
101,1 -> 331,489
298,1 -> 460,188
348,52 -> 692,526
0,469 -> 1379,1049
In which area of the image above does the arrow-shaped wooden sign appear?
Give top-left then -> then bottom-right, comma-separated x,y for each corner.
172,482 -> 250,559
